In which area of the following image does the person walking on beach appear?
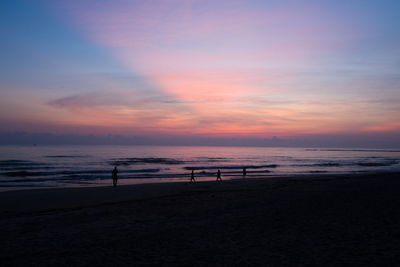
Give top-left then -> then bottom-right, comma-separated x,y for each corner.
112,166 -> 119,187
216,169 -> 222,181
190,170 -> 195,182
243,167 -> 247,178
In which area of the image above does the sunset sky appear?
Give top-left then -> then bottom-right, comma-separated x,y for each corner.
1,0 -> 399,145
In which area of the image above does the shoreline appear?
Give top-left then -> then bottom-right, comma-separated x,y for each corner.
1,169 -> 399,194
1,171 -> 398,213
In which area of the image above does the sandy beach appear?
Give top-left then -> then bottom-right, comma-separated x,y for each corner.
1,172 -> 400,266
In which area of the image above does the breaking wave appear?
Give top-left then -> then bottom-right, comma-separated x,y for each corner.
184,164 -> 278,170
110,157 -> 185,166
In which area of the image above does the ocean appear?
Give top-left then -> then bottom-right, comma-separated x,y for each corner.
0,145 -> 399,191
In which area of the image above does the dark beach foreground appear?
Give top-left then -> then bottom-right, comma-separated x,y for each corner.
1,173 -> 400,266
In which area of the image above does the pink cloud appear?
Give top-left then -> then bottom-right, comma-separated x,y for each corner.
34,0 -> 397,138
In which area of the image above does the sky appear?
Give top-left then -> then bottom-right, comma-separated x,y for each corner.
0,0 -> 399,146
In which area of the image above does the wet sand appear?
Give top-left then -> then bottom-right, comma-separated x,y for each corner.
1,173 -> 400,266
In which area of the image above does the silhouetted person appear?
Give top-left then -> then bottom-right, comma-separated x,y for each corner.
112,166 -> 118,187
243,167 -> 247,178
216,169 -> 222,181
190,170 -> 195,182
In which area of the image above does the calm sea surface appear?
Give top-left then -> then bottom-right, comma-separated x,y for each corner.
0,145 -> 399,191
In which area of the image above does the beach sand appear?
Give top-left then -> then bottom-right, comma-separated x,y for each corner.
1,173 -> 400,266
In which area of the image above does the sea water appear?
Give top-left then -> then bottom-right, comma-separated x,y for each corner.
0,145 -> 399,191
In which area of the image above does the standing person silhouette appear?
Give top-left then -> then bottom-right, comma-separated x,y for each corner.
112,166 -> 118,187
216,169 -> 222,181
243,167 -> 247,178
190,170 -> 195,182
